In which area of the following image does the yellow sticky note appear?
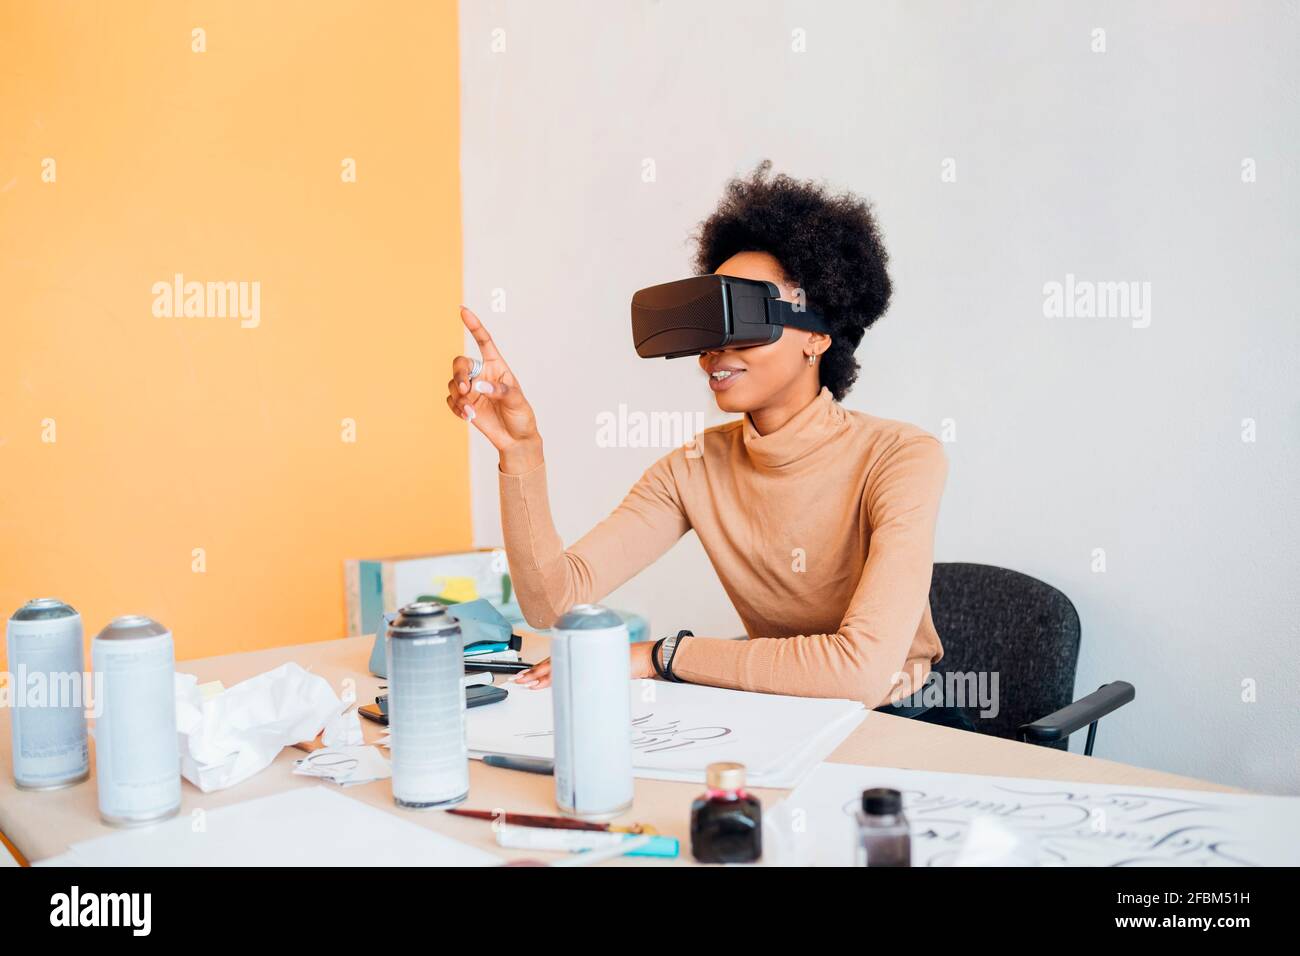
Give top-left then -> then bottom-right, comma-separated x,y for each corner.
434,576 -> 478,604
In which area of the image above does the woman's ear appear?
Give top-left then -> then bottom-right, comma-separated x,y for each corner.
807,331 -> 831,357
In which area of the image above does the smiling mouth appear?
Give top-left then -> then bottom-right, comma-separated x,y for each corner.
708,368 -> 746,391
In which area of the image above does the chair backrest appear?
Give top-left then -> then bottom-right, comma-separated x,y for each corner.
928,563 -> 1081,745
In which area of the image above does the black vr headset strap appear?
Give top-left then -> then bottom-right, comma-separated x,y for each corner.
765,297 -> 833,336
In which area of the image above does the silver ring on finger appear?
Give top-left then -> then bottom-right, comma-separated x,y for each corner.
468,357 -> 484,381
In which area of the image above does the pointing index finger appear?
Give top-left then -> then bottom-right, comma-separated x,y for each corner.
460,306 -> 503,363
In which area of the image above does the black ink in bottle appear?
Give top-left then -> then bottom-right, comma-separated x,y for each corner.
855,788 -> 911,866
690,762 -> 761,863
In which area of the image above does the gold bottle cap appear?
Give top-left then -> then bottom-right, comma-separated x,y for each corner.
706,762 -> 746,791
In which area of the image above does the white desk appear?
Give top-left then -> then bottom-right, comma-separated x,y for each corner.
0,633 -> 1240,865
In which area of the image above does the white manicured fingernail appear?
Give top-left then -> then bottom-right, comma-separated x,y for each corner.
473,381 -> 493,394
464,406 -> 476,421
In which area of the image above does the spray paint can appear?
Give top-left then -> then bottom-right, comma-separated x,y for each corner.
386,602 -> 468,809
92,615 -> 181,826
6,598 -> 90,790
551,603 -> 633,820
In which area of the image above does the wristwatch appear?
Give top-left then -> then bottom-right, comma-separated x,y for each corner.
655,630 -> 693,683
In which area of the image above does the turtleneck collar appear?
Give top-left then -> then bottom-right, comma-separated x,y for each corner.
741,386 -> 847,469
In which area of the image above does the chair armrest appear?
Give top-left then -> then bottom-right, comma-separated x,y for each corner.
1017,681 -> 1135,745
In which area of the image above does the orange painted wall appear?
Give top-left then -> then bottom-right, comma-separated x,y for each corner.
0,1 -> 469,665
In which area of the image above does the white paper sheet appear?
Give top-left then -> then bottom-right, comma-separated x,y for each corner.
468,679 -> 864,788
37,786 -> 498,867
292,745 -> 392,787
768,762 -> 1300,867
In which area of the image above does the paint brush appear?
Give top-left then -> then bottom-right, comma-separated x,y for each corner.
448,808 -> 656,835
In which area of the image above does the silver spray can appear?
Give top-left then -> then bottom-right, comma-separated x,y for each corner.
92,615 -> 181,826
386,602 -> 468,809
6,598 -> 90,790
551,603 -> 633,820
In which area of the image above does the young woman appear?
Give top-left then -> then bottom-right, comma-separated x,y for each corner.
445,162 -> 951,714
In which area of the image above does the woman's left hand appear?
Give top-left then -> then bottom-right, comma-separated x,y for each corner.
513,642 -> 658,689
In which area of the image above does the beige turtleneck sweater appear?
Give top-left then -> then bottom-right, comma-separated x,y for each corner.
498,386 -> 948,708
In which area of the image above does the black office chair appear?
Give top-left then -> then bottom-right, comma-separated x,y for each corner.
926,562 -> 1134,754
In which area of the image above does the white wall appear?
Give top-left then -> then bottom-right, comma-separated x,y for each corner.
458,0 -> 1299,793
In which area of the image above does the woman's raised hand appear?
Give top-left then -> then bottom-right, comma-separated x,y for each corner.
447,307 -> 543,472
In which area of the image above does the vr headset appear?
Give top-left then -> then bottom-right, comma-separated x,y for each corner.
631,274 -> 832,359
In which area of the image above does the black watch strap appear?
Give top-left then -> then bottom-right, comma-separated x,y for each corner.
651,637 -> 669,680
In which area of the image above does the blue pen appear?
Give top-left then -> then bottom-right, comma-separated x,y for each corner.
482,754 -> 555,775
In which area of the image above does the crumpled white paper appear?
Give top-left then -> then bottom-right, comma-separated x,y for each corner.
175,662 -> 363,792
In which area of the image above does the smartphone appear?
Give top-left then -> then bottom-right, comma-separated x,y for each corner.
359,684 -> 508,726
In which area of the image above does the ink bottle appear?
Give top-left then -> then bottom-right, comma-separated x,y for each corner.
855,788 -> 911,866
690,762 -> 762,863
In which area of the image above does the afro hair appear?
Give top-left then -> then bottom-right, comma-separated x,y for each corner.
692,160 -> 893,400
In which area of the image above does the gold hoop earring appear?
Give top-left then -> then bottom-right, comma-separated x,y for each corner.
806,354 -> 816,367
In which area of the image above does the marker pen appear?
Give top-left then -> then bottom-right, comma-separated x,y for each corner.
495,824 -> 679,859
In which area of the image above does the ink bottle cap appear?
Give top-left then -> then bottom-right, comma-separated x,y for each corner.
706,762 -> 746,792
862,788 -> 903,815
